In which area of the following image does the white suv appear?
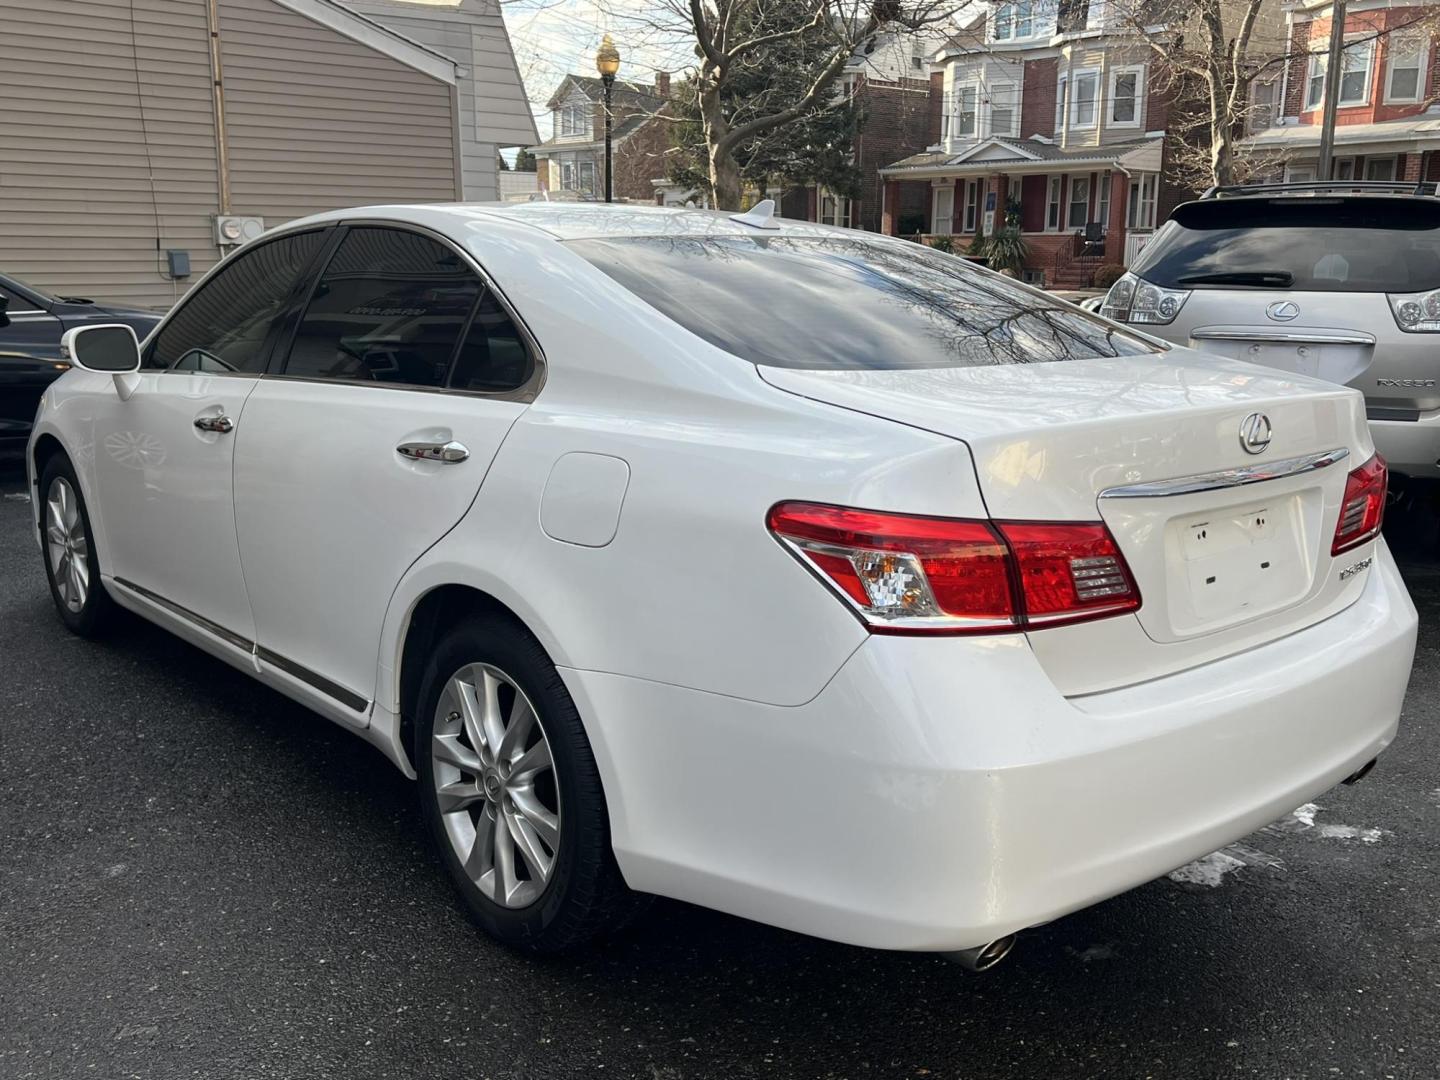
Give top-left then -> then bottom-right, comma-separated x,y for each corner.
28,202 -> 1415,968
1102,181 -> 1440,479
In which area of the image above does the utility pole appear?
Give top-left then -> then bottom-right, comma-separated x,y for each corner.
1316,0 -> 1348,180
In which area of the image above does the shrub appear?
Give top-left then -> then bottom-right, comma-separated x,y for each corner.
1092,264 -> 1127,289
966,220 -> 988,257
985,226 -> 1028,276
928,234 -> 955,254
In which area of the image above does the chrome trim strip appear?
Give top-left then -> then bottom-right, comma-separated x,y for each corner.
255,646 -> 369,712
1189,329 -> 1376,346
113,576 -> 369,713
1099,447 -> 1350,499
113,576 -> 254,652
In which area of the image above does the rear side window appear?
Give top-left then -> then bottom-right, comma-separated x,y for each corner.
284,228 -> 479,388
1133,198 -> 1440,293
567,235 -> 1153,370
151,230 -> 325,372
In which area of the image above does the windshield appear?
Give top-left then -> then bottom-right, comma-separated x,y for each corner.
567,235 -> 1156,371
1133,198 -> 1440,293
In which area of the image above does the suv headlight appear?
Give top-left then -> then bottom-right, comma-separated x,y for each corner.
1100,271 -> 1190,325
1388,288 -> 1440,332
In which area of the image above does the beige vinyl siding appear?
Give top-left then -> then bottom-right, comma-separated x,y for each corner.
220,0 -> 458,216
0,0 -> 220,308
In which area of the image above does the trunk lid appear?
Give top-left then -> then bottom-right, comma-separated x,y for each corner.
760,349 -> 1377,694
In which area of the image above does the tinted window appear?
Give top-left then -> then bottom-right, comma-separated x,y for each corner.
450,291 -> 534,393
567,236 -> 1153,370
283,227 -> 480,388
0,285 -> 42,313
1134,198 -> 1440,293
150,231 -> 324,372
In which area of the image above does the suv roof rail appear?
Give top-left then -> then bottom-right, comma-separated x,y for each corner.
1200,180 -> 1440,199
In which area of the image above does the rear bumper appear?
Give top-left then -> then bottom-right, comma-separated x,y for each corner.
1369,413 -> 1440,478
563,540 -> 1417,952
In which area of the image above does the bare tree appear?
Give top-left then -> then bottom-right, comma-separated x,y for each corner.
603,0 -> 963,209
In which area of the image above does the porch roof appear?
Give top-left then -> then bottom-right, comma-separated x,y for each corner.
880,135 -> 1163,178
1238,115 -> 1440,157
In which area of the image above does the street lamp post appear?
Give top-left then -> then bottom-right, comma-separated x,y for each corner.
595,34 -> 621,203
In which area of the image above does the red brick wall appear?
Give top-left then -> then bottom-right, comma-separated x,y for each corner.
856,76 -> 936,232
1284,6 -> 1439,126
1021,58 -> 1058,138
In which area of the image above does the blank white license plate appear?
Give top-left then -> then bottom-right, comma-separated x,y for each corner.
1176,497 -> 1309,623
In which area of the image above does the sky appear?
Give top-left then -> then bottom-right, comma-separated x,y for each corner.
501,0 -> 695,144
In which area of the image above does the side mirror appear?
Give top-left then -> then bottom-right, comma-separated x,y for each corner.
61,324 -> 142,373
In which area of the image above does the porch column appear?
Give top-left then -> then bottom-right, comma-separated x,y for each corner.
881,179 -> 901,235
1104,169 -> 1128,264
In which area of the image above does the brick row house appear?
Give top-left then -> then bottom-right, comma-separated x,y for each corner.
1239,0 -> 1440,183
529,73 -> 671,201
874,0 -> 1186,286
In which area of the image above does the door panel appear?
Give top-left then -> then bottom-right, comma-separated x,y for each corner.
90,373 -> 260,643
0,295 -> 63,442
232,380 -> 525,703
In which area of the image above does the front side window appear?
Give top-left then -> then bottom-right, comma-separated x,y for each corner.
568,235 -> 1153,370
1127,173 -> 1158,229
993,4 -> 1013,40
559,103 -> 588,136
990,82 -> 1016,135
282,227 -> 481,389
578,161 -> 596,194
1071,71 -> 1098,127
956,86 -> 978,137
964,179 -> 980,232
149,230 -> 325,373
561,162 -> 576,190
0,285 -> 42,313
1340,39 -> 1374,104
1365,156 -> 1397,181
1046,175 -> 1063,230
1068,176 -> 1090,229
1110,69 -> 1141,126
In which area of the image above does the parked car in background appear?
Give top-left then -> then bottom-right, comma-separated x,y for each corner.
0,272 -> 161,449
26,202 -> 1415,970
1100,181 -> 1440,480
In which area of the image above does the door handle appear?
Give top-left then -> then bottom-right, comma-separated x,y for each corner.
396,440 -> 468,464
194,414 -> 234,434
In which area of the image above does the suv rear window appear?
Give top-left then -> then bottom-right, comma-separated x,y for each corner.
567,235 -> 1155,370
1133,197 -> 1440,293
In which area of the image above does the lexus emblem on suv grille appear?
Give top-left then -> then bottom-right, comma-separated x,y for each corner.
1266,300 -> 1301,322
1239,412 -> 1272,455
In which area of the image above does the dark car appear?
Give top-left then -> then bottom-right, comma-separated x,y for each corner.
0,272 -> 163,448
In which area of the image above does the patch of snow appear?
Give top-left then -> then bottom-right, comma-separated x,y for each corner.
1168,850 -> 1246,887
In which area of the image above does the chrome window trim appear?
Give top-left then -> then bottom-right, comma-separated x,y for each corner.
113,577 -> 369,713
1189,328 -> 1376,346
268,217 -> 547,404
1098,447 -> 1350,499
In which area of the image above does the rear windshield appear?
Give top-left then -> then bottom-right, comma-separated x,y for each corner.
567,235 -> 1155,370
1133,198 -> 1440,293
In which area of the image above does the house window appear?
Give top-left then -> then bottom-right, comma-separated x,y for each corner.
1126,173 -> 1158,229
1097,170 -> 1111,226
990,82 -> 1016,136
1386,37 -> 1427,102
819,189 -> 850,227
964,179 -> 980,232
561,162 -> 576,189
578,160 -> 596,194
1067,175 -> 1090,229
1365,156 -> 1397,181
1334,157 -> 1356,180
1068,70 -> 1099,127
1249,78 -> 1278,132
1306,39 -> 1374,110
932,185 -> 955,234
1046,175 -> 1063,230
1109,67 -> 1142,127
955,85 -> 978,138
559,103 -> 588,136
1285,164 -> 1317,183
993,1 -> 1032,41
1057,0 -> 1089,33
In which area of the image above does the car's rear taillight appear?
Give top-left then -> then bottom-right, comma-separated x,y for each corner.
1331,453 -> 1387,556
766,502 -> 1140,635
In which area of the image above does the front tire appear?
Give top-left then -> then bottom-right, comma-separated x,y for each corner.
38,454 -> 115,637
414,611 -> 643,953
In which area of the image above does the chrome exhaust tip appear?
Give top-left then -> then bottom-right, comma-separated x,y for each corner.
1342,757 -> 1378,786
942,934 -> 1017,972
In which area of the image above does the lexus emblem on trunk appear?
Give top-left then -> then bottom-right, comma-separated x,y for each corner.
1266,301 -> 1301,321
1239,412 -> 1272,455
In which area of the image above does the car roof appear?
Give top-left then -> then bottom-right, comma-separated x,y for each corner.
281,200 -> 866,245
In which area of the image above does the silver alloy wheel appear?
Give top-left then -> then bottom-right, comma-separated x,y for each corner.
432,663 -> 561,909
45,477 -> 89,613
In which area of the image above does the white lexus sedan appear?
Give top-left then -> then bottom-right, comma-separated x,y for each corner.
27,202 -> 1416,969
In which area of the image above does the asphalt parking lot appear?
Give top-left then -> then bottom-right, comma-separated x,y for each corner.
2,454 -> 1439,1080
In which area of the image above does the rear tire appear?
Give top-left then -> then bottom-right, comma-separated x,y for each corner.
38,453 -> 116,637
414,611 -> 645,953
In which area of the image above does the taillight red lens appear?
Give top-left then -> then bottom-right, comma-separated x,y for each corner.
997,522 -> 1141,624
767,502 -> 1139,635
1332,452 -> 1387,556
